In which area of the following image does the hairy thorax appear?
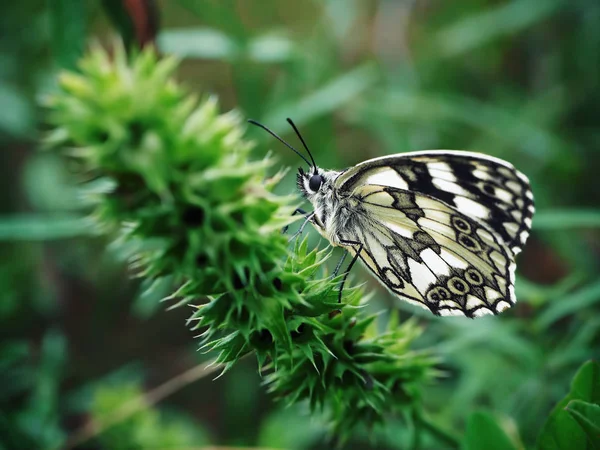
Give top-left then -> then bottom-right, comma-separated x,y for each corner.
300,168 -> 365,247
310,188 -> 358,246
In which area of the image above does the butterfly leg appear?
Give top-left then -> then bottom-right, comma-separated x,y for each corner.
287,212 -> 315,243
282,208 -> 310,234
337,239 -> 363,303
332,251 -> 348,277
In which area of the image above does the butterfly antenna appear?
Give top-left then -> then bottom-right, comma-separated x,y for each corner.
247,119 -> 312,168
286,118 -> 318,171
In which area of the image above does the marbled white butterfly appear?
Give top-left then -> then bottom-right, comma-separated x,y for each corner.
249,119 -> 534,318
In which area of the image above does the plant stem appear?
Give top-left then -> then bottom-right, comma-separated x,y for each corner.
62,358 -> 223,450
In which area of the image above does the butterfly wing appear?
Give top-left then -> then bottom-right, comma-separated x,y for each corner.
335,150 -> 534,255
337,185 -> 517,317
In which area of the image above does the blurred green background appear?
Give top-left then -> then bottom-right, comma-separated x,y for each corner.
1,0 -> 599,449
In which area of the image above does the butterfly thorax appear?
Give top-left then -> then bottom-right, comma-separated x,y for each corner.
297,167 -> 350,245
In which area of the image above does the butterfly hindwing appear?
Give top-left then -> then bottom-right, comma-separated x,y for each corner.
337,184 -> 516,317
335,150 -> 534,255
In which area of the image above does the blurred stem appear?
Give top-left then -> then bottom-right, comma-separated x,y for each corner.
409,409 -> 422,450
0,214 -> 92,240
63,358 -> 226,449
414,409 -> 460,449
533,209 -> 600,230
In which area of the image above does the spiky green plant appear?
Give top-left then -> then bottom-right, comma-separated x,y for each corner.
44,42 -> 439,441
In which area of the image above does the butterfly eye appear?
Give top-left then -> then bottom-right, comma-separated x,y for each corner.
309,174 -> 323,191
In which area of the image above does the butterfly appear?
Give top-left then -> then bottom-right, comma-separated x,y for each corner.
249,119 -> 534,318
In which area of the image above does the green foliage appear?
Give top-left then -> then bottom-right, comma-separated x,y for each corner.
2,0 -> 600,448
49,0 -> 87,69
44,43 -> 438,441
263,287 -> 438,440
565,400 -> 600,448
462,412 -> 519,450
537,361 -> 600,450
0,214 -> 91,241
0,332 -> 66,450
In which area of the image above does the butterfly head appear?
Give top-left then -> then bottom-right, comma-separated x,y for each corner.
297,166 -> 339,199
247,117 -> 336,199
297,167 -> 322,195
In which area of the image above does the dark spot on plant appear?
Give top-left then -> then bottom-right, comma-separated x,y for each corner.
231,211 -> 244,224
343,339 -> 355,355
328,309 -> 342,319
235,306 -> 250,323
291,323 -> 306,340
251,329 -> 273,350
196,253 -> 208,266
340,370 -> 356,387
128,120 -> 145,146
96,130 -> 110,142
232,267 -> 250,289
182,206 -> 205,226
259,329 -> 273,343
272,277 -> 283,290
360,369 -> 374,390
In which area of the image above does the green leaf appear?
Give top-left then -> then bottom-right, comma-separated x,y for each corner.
49,0 -> 87,69
462,411 -> 518,450
533,210 -> 600,230
0,215 -> 94,241
158,28 -> 238,60
361,89 -> 565,162
159,28 -> 295,63
247,33 -> 294,63
537,361 -> 600,450
565,400 -> 600,448
536,280 -> 600,329
434,0 -> 561,58
263,64 -> 378,130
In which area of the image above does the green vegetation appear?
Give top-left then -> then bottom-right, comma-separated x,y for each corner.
1,1 -> 599,449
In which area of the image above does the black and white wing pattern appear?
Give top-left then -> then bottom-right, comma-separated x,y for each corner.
335,150 -> 534,255
333,151 -> 534,317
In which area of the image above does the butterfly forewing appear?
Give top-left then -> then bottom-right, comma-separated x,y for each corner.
335,150 -> 534,255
